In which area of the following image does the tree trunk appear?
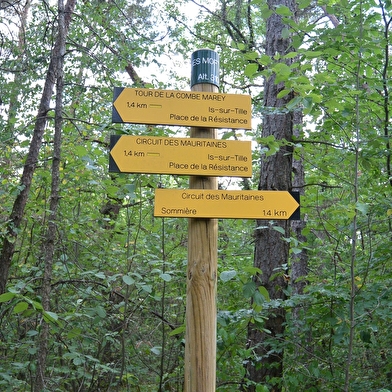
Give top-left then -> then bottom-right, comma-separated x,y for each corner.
2,0 -> 31,146
243,0 -> 298,390
290,110 -> 311,357
34,0 -> 66,390
0,0 -> 77,295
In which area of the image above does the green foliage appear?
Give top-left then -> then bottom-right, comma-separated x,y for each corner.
1,0 -> 392,390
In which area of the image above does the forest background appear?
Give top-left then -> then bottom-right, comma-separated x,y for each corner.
0,0 -> 391,391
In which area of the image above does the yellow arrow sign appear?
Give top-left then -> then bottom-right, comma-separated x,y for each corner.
109,135 -> 252,177
112,87 -> 252,130
154,189 -> 300,220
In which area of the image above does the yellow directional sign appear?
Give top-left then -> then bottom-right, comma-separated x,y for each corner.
109,135 -> 252,177
154,189 -> 300,220
112,87 -> 251,130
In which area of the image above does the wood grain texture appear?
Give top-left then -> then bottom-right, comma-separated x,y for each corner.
184,82 -> 218,392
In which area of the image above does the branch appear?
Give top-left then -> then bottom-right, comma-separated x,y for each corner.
125,63 -> 146,86
294,139 -> 356,152
320,4 -> 340,27
150,310 -> 185,347
296,182 -> 343,189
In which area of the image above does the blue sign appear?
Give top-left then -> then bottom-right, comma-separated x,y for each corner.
191,49 -> 220,88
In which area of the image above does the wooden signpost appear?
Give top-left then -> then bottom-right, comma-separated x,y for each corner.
154,189 -> 300,220
184,49 -> 219,392
109,135 -> 252,177
112,87 -> 251,129
109,48 -> 300,392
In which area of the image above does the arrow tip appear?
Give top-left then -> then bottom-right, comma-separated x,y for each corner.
289,191 -> 300,220
112,88 -> 125,123
109,135 -> 121,173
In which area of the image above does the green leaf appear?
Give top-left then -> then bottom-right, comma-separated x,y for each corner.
253,290 -> 265,307
309,92 -> 322,103
286,96 -> 302,110
243,266 -> 262,275
302,50 -> 323,58
141,284 -> 152,294
245,63 -> 259,78
360,330 -> 371,344
277,89 -> 291,99
221,130 -> 236,139
258,286 -> 270,301
95,306 -> 106,318
124,184 -> 136,198
59,253 -> 68,262
73,357 -> 83,366
282,27 -> 291,39
28,347 -> 37,355
272,62 -> 291,76
169,325 -> 186,336
291,247 -> 302,254
31,300 -> 43,311
74,145 -> 88,157
258,54 -> 271,65
234,42 -> 246,51
160,273 -> 172,282
272,226 -> 285,234
94,271 -> 106,279
284,51 -> 298,59
265,141 -> 281,157
123,275 -> 135,285
275,5 -> 292,16
244,51 -> 259,61
0,292 -> 16,302
150,346 -> 162,355
67,328 -> 82,339
43,310 -> 59,324
256,385 -> 270,392
356,202 -> 369,215
243,281 -> 256,298
12,301 -> 29,314
297,0 -> 311,9
220,270 -> 237,282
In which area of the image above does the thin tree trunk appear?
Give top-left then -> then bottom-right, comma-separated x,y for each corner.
34,1 -> 66,390
290,110 -> 311,357
0,0 -> 77,295
3,0 -> 31,146
243,0 -> 298,390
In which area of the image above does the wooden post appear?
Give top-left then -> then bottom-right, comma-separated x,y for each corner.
184,49 -> 219,392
